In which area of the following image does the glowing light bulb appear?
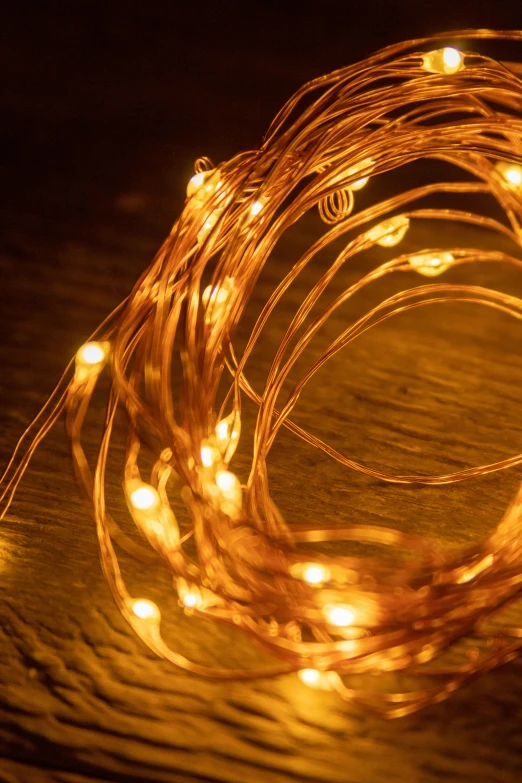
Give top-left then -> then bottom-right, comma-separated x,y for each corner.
299,668 -> 321,686
443,47 -> 462,72
496,161 -> 522,189
215,411 -> 241,461
186,171 -> 206,197
214,470 -> 242,516
216,419 -> 229,440
303,563 -> 329,585
347,158 -> 374,190
200,442 -> 220,468
409,251 -> 454,277
202,277 -> 234,320
251,200 -> 264,216
75,342 -> 108,381
216,470 -> 237,495
129,484 -> 160,511
182,591 -> 201,609
132,599 -> 160,621
323,604 -> 355,627
298,669 -> 335,691
78,342 -> 105,365
422,47 -> 464,75
186,168 -> 222,201
368,215 -> 410,247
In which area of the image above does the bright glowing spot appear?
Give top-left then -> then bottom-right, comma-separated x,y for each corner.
216,470 -> 237,494
130,485 -> 159,511
251,200 -> 263,216
505,166 -> 522,186
77,342 -> 105,365
299,668 -> 321,686
132,599 -> 160,621
409,251 -> 454,277
187,171 -> 205,194
443,47 -> 462,72
303,564 -> 329,585
182,592 -> 201,608
200,445 -> 215,468
422,47 -> 463,75
186,168 -> 221,200
202,283 -> 230,308
347,158 -> 374,191
324,604 -> 355,627
298,668 -> 336,690
216,419 -> 229,440
369,215 -> 410,247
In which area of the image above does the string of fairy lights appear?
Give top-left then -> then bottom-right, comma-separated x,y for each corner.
3,32 -> 522,716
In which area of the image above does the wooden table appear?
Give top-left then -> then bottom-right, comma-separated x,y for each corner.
2,7 -> 522,782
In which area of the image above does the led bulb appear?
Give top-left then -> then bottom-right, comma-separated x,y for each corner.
216,470 -> 238,495
323,604 -> 355,627
422,47 -> 464,75
299,668 -> 321,686
347,158 -> 374,190
216,419 -> 230,441
202,276 -> 234,310
368,215 -> 410,247
298,669 -> 334,691
186,168 -> 222,200
200,442 -> 220,468
182,591 -> 202,609
409,251 -> 454,277
129,484 -> 160,511
215,411 -> 241,462
303,563 -> 329,585
132,599 -> 160,621
186,171 -> 207,197
75,342 -> 108,376
496,161 -> 522,189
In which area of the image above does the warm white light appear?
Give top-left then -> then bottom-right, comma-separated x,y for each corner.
216,470 -> 237,494
182,592 -> 201,608
506,167 -> 522,185
323,604 -> 355,627
76,342 -> 106,366
202,278 -> 234,312
186,168 -> 222,201
303,563 -> 329,585
251,200 -> 263,216
443,47 -> 462,72
215,412 -> 241,461
496,161 -> 522,188
130,484 -> 159,511
298,668 -> 336,690
422,47 -> 464,75
187,171 -> 206,196
347,158 -> 374,190
368,215 -> 410,247
132,599 -> 160,621
299,668 -> 321,686
409,251 -> 454,277
216,419 -> 229,440
200,445 -> 217,468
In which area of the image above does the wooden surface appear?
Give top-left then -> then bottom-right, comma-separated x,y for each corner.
3,6 -> 522,782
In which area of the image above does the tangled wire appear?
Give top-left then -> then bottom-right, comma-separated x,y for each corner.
3,29 -> 522,717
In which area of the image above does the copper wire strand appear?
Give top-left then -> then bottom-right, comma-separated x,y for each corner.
4,30 -> 522,716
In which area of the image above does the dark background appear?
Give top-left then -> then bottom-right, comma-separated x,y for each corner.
2,2 -> 522,782
2,0 -> 522,243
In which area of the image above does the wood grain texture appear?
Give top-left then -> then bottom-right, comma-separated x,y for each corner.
3,6 -> 522,782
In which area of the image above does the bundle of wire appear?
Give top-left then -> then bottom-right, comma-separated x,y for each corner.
3,29 -> 522,717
